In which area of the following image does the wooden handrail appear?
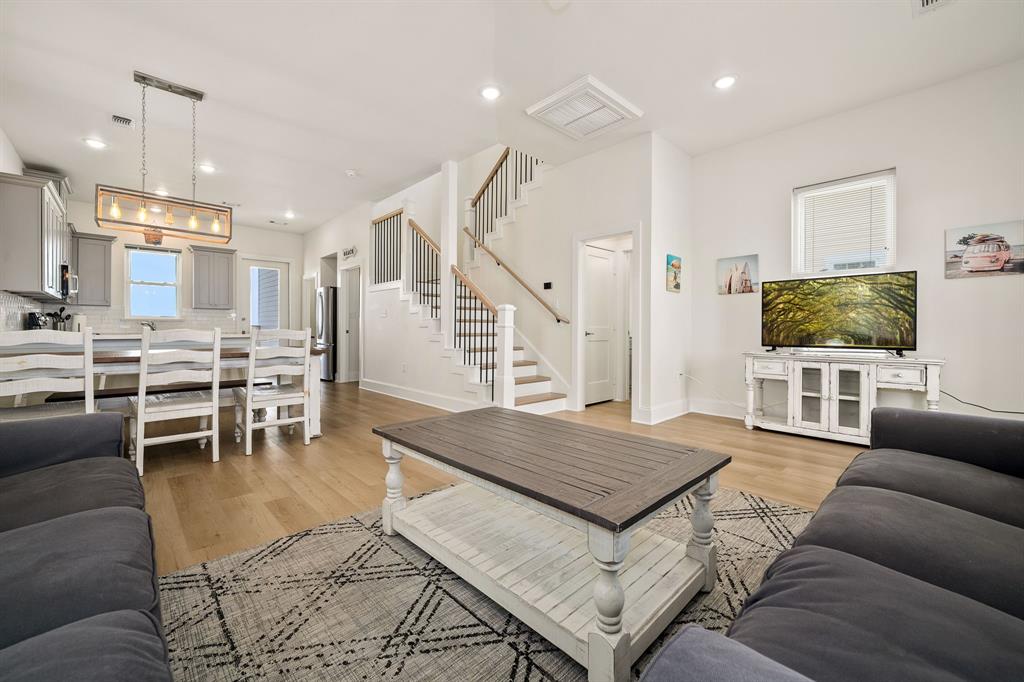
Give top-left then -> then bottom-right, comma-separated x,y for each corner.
408,218 -> 440,253
372,207 -> 403,224
462,227 -> 570,324
451,264 -> 497,315
471,147 -> 510,208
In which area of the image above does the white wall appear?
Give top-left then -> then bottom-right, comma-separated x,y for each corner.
0,127 -> 23,175
689,60 -> 1024,419
63,200 -> 305,332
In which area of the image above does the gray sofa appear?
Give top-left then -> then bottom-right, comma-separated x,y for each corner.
0,413 -> 172,682
642,407 -> 1024,682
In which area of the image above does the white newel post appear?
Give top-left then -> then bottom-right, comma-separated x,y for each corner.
402,199 -> 415,295
495,304 -> 516,407
439,161 -> 458,348
463,197 -> 476,271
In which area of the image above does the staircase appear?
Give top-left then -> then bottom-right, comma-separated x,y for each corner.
405,212 -> 565,413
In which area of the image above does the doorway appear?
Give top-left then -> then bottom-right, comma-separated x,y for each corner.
338,265 -> 361,383
581,234 -> 634,407
239,257 -> 290,335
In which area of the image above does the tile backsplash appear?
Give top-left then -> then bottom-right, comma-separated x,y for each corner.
0,291 -> 240,333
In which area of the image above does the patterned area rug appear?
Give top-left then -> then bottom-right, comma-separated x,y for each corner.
160,487 -> 812,681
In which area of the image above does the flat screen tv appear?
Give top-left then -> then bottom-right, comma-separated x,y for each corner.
761,271 -> 917,351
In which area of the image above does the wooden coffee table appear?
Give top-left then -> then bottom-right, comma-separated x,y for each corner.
373,408 -> 730,682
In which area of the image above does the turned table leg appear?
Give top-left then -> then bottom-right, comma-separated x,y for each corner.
587,525 -> 631,682
381,440 -> 406,536
686,474 -> 718,592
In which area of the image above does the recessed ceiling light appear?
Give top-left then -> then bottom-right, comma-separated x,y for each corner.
284,210 -> 295,219
199,163 -> 216,173
345,169 -> 360,178
83,138 -> 107,149
713,74 -> 738,90
480,86 -> 502,101
154,188 -> 169,196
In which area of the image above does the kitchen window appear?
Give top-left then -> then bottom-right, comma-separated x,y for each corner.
792,169 -> 896,275
126,246 -> 181,318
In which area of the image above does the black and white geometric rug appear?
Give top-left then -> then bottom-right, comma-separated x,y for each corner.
159,487 -> 812,681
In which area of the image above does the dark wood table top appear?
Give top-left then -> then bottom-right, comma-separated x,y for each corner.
373,407 -> 731,532
0,346 -> 327,363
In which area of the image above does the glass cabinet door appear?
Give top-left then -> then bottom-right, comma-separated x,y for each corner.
794,362 -> 830,431
829,363 -> 870,436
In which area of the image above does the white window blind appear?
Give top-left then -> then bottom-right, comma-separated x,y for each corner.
792,169 -> 895,274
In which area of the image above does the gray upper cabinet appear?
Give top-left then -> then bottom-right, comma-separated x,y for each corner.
71,232 -> 115,306
191,245 -> 236,310
0,171 -> 70,300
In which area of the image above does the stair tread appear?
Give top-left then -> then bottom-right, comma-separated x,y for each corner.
480,360 -> 537,370
515,392 -> 566,406
515,375 -> 550,385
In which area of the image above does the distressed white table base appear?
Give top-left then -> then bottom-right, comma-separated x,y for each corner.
380,441 -> 717,682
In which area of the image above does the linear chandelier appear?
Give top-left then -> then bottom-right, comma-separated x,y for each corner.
95,71 -> 232,245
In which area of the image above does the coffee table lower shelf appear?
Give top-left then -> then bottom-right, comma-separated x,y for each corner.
392,483 -> 706,675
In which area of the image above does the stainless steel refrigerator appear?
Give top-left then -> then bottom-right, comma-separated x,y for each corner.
315,286 -> 337,381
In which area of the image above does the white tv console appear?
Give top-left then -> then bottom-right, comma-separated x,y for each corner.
743,350 -> 944,445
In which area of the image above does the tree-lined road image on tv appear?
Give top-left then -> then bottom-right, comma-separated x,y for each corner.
761,271 -> 917,350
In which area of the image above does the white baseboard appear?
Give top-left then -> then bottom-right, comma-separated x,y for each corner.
633,399 -> 688,425
358,379 -> 479,413
688,397 -> 746,420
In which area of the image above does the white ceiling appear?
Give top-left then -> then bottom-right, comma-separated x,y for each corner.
2,1 -> 1021,234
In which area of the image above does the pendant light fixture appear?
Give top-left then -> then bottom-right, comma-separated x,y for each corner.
95,71 -> 232,244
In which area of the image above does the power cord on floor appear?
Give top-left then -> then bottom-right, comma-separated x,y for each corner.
940,390 -> 1024,415
679,372 -> 787,410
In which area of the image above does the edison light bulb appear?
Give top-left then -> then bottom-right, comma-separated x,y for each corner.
109,197 -> 121,219
164,207 -> 174,226
188,213 -> 198,230
211,216 -> 221,232
137,204 -> 148,222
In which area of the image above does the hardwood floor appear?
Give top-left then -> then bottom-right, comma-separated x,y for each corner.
142,383 -> 861,574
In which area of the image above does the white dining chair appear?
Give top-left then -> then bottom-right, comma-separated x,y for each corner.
233,328 -> 311,456
129,328 -> 221,476
0,328 -> 96,422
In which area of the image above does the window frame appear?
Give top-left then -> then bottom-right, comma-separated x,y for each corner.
791,168 -> 897,276
124,245 -> 183,320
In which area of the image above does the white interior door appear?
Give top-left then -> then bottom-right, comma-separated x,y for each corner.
239,258 -> 290,335
584,245 -> 615,404
339,266 -> 361,382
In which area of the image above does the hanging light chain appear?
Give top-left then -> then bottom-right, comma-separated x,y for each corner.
139,83 -> 148,199
191,98 -> 198,205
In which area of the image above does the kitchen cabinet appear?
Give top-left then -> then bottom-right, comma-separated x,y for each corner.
191,245 -> 236,309
0,171 -> 71,300
71,232 -> 116,306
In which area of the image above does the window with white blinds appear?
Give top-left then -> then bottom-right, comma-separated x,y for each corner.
792,169 -> 896,274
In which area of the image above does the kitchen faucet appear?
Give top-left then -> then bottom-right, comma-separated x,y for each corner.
139,321 -> 157,331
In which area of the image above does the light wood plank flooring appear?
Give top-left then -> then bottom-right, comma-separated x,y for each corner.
142,383 -> 860,574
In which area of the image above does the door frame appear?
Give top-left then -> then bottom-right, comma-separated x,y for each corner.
337,258 -> 365,384
238,253 -> 295,332
570,224 -> 643,422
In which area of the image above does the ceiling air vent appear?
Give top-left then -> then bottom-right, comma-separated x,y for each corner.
526,75 -> 643,141
111,114 -> 134,129
913,0 -> 953,16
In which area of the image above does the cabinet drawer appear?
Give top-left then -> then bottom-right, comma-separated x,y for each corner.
752,358 -> 789,377
877,365 -> 925,386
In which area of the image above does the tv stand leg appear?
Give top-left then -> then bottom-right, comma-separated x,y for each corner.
744,379 -> 755,429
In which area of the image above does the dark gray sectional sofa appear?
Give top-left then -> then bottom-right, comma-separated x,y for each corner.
642,407 -> 1024,682
0,413 -> 172,682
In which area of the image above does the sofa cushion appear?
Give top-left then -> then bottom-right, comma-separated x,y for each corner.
0,456 -> 144,533
0,507 -> 160,649
640,625 -> 811,682
729,545 -> 1024,682
0,610 -> 171,682
794,485 -> 1024,619
838,449 -> 1024,528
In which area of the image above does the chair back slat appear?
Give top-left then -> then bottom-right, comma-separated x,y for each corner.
254,346 -> 306,360
0,329 -> 94,411
147,349 -> 216,366
253,364 -> 307,379
148,329 -> 219,344
0,354 -> 85,372
145,369 -> 214,387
